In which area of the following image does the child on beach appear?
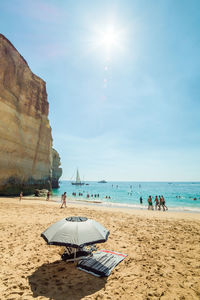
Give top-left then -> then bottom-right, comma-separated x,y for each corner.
19,191 -> 23,201
46,191 -> 50,201
60,192 -> 67,208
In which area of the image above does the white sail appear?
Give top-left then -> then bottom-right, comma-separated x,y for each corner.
71,168 -> 84,185
76,169 -> 81,183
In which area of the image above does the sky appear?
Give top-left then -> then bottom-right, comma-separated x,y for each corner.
1,0 -> 200,181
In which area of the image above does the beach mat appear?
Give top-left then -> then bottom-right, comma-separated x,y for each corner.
77,250 -> 127,277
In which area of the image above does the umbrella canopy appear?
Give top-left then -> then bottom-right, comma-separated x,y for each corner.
41,216 -> 109,248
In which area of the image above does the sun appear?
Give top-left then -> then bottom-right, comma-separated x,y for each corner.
100,28 -> 118,49
92,25 -> 122,55
88,23 -> 125,58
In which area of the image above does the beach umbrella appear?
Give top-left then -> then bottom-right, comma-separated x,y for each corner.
41,216 -> 109,248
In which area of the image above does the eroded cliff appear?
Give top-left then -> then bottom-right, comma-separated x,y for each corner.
52,148 -> 62,188
0,34 -> 61,195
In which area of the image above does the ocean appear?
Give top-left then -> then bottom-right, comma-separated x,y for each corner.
52,181 -> 200,213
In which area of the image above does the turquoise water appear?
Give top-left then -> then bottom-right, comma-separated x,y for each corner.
53,181 -> 200,212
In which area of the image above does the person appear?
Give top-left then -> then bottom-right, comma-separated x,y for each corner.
161,195 -> 168,211
60,192 -> 67,208
46,191 -> 50,201
139,196 -> 143,205
154,195 -> 160,210
19,191 -> 23,201
159,195 -> 162,210
147,195 -> 153,210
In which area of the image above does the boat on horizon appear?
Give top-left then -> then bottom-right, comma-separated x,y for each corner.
71,169 -> 85,186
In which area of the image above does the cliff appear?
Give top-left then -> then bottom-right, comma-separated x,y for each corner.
0,34 -> 62,195
51,148 -> 62,188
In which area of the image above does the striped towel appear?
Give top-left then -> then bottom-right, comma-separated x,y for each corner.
77,250 -> 127,277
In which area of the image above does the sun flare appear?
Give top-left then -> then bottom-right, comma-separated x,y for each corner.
91,25 -> 123,55
100,28 -> 118,49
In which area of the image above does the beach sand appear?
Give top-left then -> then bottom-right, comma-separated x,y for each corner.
0,197 -> 200,300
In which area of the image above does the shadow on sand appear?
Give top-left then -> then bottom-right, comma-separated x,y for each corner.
28,260 -> 107,300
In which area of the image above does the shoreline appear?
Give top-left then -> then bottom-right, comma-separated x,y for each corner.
22,195 -> 200,215
1,196 -> 200,220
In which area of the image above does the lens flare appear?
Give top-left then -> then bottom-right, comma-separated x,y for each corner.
98,26 -> 120,53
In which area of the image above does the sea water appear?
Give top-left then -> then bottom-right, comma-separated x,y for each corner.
52,181 -> 200,212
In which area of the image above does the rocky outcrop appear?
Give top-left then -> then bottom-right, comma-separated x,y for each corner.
51,148 -> 62,188
0,34 -> 62,195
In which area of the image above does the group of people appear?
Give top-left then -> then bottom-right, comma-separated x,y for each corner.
71,192 -> 100,198
112,185 -> 119,188
86,193 -> 100,198
140,195 -> 168,211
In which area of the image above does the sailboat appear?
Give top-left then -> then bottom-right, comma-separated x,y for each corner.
71,169 -> 85,186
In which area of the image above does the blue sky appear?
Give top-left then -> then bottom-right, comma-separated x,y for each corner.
1,0 -> 200,181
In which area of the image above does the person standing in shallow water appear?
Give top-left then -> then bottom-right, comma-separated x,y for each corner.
147,195 -> 153,210
161,195 -> 168,211
140,196 -> 143,205
159,195 -> 162,210
60,192 -> 67,208
154,195 -> 160,210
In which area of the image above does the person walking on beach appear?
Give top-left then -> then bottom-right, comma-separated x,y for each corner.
159,195 -> 162,210
147,196 -> 153,210
19,191 -> 23,201
60,192 -> 67,208
154,195 -> 160,210
46,191 -> 50,201
161,195 -> 168,211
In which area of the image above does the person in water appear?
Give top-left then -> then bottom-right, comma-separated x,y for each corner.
60,192 -> 67,208
154,195 -> 160,210
147,196 -> 153,210
140,196 -> 143,205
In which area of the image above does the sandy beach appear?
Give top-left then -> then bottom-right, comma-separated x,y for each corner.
0,197 -> 200,300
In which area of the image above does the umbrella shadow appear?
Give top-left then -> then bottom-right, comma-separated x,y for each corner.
28,260 -> 107,300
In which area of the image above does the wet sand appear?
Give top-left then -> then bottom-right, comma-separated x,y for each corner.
0,197 -> 200,299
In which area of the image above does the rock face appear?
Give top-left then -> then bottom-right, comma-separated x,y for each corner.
0,34 -> 62,195
51,148 -> 62,188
